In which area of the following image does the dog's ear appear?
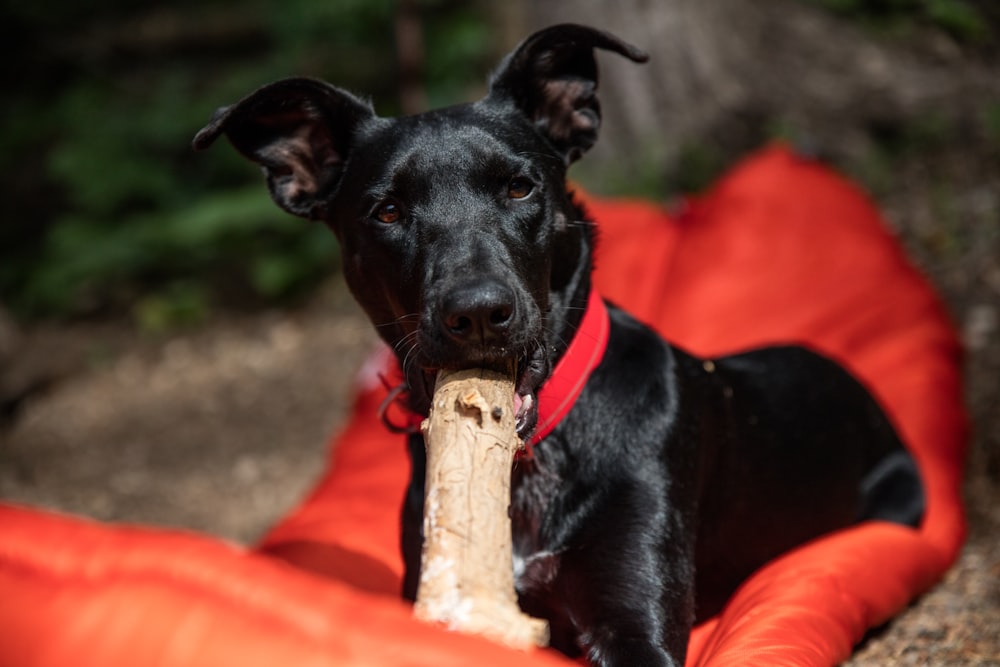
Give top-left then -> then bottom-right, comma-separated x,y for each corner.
487,24 -> 647,164
192,78 -> 374,220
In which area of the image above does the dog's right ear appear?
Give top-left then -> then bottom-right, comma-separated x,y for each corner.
193,78 -> 374,221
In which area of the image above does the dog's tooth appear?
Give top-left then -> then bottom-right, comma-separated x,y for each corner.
521,393 -> 534,415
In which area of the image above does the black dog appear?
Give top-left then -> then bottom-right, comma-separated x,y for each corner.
194,24 -> 924,667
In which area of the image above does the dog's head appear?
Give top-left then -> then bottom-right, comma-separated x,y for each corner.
194,24 -> 646,434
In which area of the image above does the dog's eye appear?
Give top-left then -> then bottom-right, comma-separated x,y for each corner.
507,177 -> 534,200
373,201 -> 401,224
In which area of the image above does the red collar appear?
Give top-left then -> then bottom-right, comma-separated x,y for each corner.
377,290 -> 610,457
526,289 -> 609,450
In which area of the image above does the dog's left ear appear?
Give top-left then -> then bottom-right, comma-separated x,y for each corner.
487,24 -> 647,164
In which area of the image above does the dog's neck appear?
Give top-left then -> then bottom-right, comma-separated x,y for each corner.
527,287 -> 609,450
545,193 -> 597,359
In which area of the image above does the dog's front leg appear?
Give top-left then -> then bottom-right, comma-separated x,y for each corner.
558,482 -> 694,667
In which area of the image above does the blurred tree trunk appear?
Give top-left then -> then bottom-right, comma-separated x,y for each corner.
395,0 -> 428,115
501,0 -> 998,193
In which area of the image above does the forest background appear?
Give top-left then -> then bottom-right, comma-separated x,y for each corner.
1,1 -> 998,663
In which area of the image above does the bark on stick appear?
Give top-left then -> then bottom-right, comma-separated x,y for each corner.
414,367 -> 549,649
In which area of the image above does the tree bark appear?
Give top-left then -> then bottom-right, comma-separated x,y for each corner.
518,0 -> 997,188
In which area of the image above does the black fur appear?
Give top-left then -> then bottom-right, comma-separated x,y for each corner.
194,24 -> 924,667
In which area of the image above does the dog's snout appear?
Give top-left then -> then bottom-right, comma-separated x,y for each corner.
440,281 -> 516,345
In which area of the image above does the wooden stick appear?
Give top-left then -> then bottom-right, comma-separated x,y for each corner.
414,367 -> 550,649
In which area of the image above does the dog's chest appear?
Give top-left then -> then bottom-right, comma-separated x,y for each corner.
509,455 -> 563,592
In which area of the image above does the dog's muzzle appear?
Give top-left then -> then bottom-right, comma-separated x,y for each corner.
423,279 -> 548,439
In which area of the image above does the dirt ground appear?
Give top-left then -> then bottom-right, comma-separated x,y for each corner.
1,256 -> 998,665
0,281 -> 374,543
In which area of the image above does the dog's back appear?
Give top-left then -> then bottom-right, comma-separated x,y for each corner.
674,345 -> 923,619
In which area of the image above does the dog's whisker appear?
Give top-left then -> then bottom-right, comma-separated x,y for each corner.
395,333 -> 422,366
540,326 -> 571,355
376,313 -> 421,330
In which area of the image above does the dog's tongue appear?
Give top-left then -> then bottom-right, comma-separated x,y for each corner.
513,391 -> 535,438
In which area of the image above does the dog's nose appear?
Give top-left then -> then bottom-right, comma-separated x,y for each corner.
440,281 -> 516,345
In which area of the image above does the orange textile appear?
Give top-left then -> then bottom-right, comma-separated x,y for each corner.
0,146 -> 967,667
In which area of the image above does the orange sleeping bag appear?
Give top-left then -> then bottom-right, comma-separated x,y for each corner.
0,146 -> 967,667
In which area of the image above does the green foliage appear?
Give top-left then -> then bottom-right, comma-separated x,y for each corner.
850,111 -> 959,196
802,0 -> 991,42
569,147 -> 669,201
422,5 -> 495,106
1,0 -> 494,321
669,144 -> 731,196
19,186 -> 336,315
133,283 -> 209,333
984,102 -> 1000,150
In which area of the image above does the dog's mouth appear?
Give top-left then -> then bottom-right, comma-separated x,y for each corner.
513,349 -> 548,439
512,391 -> 535,437
417,345 -> 549,441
